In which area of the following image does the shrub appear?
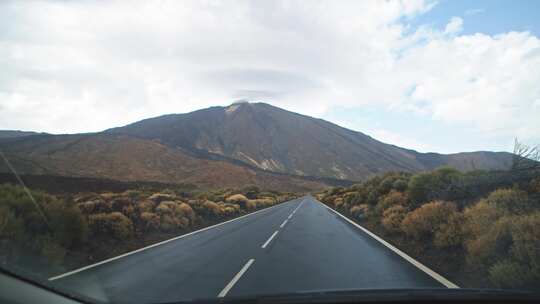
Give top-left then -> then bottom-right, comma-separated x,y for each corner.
0,184 -> 87,266
242,185 -> 260,199
465,216 -> 513,266
529,178 -> 540,193
401,201 -> 462,248
484,188 -> 532,215
407,167 -> 463,207
111,198 -> 132,212
140,212 -> 160,231
245,200 -> 257,210
350,204 -> 370,220
434,211 -> 464,248
489,260 -> 532,289
463,200 -> 504,238
381,205 -> 407,233
225,194 -> 249,208
155,201 -> 176,215
202,200 -> 221,217
334,197 -> 344,209
376,190 -> 408,214
88,212 -> 134,240
137,200 -> 155,213
148,193 -> 176,203
38,236 -> 66,265
177,203 -> 196,221
392,179 -> 408,192
78,199 -> 110,213
508,213 -> 540,279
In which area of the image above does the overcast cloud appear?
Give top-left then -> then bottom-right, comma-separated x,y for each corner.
0,0 -> 539,152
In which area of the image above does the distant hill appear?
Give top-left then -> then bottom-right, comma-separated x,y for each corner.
108,102 -> 513,180
0,130 -> 39,139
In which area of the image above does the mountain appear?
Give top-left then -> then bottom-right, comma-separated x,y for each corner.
0,102 -> 513,190
107,102 -> 513,180
0,133 -> 333,192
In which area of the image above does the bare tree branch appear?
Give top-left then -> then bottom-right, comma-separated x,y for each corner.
512,138 -> 540,172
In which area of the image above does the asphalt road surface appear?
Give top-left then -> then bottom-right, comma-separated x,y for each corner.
50,196 -> 455,303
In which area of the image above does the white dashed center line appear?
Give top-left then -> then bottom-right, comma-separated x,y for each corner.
280,219 -> 288,228
218,259 -> 255,297
261,231 -> 279,249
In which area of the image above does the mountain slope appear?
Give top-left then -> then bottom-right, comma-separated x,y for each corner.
0,130 -> 40,139
108,102 -> 512,180
0,133 -> 332,192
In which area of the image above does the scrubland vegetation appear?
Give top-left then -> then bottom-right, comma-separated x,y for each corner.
318,168 -> 540,290
0,183 -> 297,277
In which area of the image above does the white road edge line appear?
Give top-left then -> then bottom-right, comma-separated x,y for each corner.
49,200 -> 295,281
280,219 -> 288,228
218,258 -> 255,298
318,201 -> 459,289
261,231 -> 279,249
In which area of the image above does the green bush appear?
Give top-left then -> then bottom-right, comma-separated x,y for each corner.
0,183 -> 87,265
484,188 -> 532,215
489,260 -> 532,289
407,167 -> 463,208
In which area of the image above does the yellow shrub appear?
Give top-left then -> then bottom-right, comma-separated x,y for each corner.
78,199 -> 110,213
221,206 -> 238,217
140,212 -> 160,230
88,212 -> 134,239
382,205 -> 407,233
350,204 -> 370,219
334,197 -> 344,208
137,200 -> 155,213
245,200 -> 257,210
160,214 -> 176,232
376,190 -> 408,214
465,216 -> 513,265
463,200 -> 510,264
155,201 -> 174,215
177,203 -> 196,221
202,200 -> 221,216
463,200 -> 503,237
122,205 -> 136,218
434,211 -> 464,248
401,201 -> 461,248
225,194 -> 249,205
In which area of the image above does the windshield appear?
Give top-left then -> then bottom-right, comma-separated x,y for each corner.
1,1 -> 539,303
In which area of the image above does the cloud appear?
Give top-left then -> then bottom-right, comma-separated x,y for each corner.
0,0 -> 538,152
444,17 -> 464,34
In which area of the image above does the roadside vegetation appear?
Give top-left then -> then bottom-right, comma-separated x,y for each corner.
0,183 -> 297,277
318,165 -> 540,290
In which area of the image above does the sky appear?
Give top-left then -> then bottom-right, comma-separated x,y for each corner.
0,0 -> 539,154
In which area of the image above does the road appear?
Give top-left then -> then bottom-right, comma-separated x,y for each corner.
50,196 -> 455,303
